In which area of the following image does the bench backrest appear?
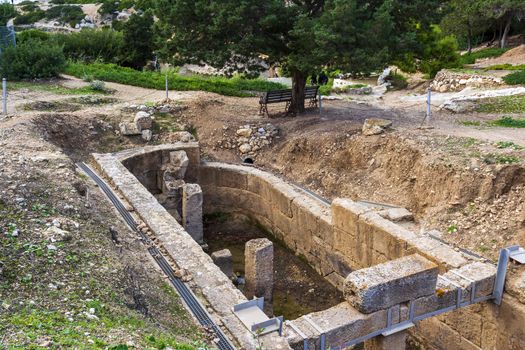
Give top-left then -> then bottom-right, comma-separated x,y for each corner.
304,86 -> 319,99
262,85 -> 319,103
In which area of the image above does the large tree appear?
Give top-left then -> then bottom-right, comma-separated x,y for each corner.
441,0 -> 488,53
484,0 -> 525,48
155,0 -> 443,114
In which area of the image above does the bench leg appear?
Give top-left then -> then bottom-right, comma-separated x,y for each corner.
260,103 -> 269,117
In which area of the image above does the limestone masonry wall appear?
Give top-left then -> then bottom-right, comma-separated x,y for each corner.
92,146 -> 525,350
199,161 -> 525,350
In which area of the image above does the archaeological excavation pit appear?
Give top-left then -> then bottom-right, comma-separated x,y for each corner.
89,142 -> 525,350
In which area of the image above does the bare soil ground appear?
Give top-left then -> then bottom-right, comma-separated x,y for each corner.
1,74 -> 524,346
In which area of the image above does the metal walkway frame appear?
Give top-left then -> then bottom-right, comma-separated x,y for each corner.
287,244 -> 523,350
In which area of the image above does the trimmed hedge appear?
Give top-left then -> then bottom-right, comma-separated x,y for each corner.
65,62 -> 286,97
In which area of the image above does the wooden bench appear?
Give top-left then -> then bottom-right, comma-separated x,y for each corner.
259,86 -> 319,116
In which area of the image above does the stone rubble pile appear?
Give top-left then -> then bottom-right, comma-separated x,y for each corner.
123,103 -> 186,115
216,123 -> 279,157
118,111 -> 154,141
431,70 -> 504,93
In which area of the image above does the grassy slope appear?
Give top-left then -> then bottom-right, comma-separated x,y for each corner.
0,121 -> 203,349
65,63 -> 286,97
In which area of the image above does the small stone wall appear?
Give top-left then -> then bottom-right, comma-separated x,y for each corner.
431,69 -> 504,93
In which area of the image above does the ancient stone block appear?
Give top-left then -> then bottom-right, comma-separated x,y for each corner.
344,254 -> 439,314
283,302 -> 389,349
211,249 -> 234,278
169,150 -> 189,179
332,198 -> 369,235
119,121 -> 141,135
245,238 -> 274,302
134,111 -> 152,130
182,183 -> 203,243
408,236 -> 468,272
378,207 -> 414,222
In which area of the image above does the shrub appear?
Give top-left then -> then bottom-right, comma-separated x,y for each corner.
20,2 -> 40,12
0,39 -> 66,79
420,35 -> 461,78
389,72 -> 408,90
45,5 -> 85,27
16,29 -> 50,43
484,64 -> 525,71
503,70 -> 525,85
51,0 -> 98,4
65,62 -> 286,96
54,29 -> 124,63
0,3 -> 17,26
89,80 -> 105,91
13,9 -> 45,25
459,47 -> 508,66
120,11 -> 154,69
489,116 -> 525,128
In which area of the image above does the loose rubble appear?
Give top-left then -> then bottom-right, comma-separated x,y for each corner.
362,118 -> 392,136
215,123 -> 279,157
431,69 -> 504,93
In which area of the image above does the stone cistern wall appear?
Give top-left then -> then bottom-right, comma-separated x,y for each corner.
92,143 -> 525,350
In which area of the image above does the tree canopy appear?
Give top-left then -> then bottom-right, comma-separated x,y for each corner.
155,0 -> 445,114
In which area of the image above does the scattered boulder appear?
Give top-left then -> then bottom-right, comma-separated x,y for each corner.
239,143 -> 252,154
134,111 -> 153,130
362,118 -> 392,136
141,129 -> 152,142
236,128 -> 252,138
119,122 -> 141,136
171,131 -> 195,143
377,68 -> 392,86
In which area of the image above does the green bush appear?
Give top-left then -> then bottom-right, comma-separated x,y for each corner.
13,10 -> 45,25
98,0 -> 135,15
459,48 -> 508,65
503,70 -> 525,85
489,116 -> 525,128
65,62 -> 286,96
389,72 -> 408,90
420,35 -> 461,78
54,29 -> 124,63
15,29 -> 50,43
45,5 -> 85,27
20,2 -> 40,12
0,39 -> 66,80
51,0 -> 99,4
0,3 -> 17,26
483,64 -> 525,71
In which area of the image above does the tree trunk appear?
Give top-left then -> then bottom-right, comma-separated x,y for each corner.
497,21 -> 503,47
500,14 -> 512,48
288,71 -> 306,115
467,21 -> 472,54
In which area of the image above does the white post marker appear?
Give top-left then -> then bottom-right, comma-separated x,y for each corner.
165,72 -> 169,100
425,87 -> 432,123
319,93 -> 322,116
2,78 -> 7,115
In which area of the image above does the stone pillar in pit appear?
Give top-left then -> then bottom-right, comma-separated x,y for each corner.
182,183 -> 203,243
245,238 -> 274,304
